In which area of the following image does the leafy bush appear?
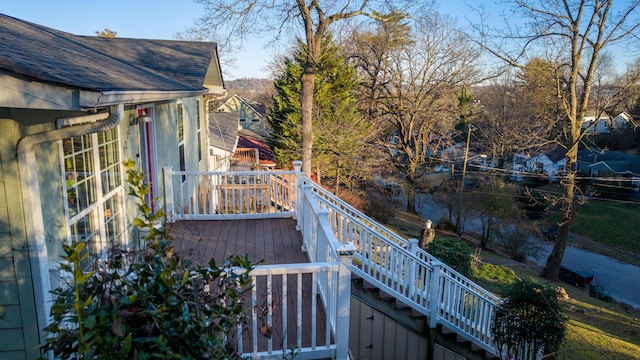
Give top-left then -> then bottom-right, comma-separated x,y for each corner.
492,279 -> 566,360
435,217 -> 457,232
426,237 -> 472,277
41,161 -> 254,359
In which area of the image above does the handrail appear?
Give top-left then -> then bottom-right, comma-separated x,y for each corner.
301,178 -> 500,355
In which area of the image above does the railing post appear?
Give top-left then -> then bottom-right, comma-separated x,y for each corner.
336,242 -> 355,360
408,238 -> 419,299
429,261 -> 443,329
163,167 -> 175,223
292,160 -> 303,228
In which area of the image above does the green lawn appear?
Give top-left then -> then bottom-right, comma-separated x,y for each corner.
572,200 -> 640,254
532,185 -> 640,265
474,256 -> 640,360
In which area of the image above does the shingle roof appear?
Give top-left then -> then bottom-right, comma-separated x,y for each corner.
238,128 -> 275,166
208,111 -> 239,152
0,13 -> 217,92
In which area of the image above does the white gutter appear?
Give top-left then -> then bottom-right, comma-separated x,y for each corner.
79,89 -> 208,108
16,104 -> 124,341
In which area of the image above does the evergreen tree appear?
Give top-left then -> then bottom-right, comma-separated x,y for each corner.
268,36 -> 371,191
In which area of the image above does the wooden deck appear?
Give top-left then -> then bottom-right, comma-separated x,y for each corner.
167,218 -> 308,266
166,218 -> 330,356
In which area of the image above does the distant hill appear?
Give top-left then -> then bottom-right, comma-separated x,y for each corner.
226,78 -> 273,94
224,78 -> 275,109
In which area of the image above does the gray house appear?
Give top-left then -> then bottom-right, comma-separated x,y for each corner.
0,13 -> 224,359
578,149 -> 640,192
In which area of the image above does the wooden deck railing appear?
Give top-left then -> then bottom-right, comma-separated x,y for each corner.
162,164 -> 500,358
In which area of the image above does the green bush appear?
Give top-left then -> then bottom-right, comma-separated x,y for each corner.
426,237 -> 472,277
492,279 -> 566,360
41,161 -> 254,359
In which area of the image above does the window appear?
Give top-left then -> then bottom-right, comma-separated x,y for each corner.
177,102 -> 186,182
240,118 -> 247,123
251,118 -> 260,123
62,127 -> 124,270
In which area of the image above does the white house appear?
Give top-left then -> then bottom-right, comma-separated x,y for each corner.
581,112 -> 632,134
512,146 -> 567,182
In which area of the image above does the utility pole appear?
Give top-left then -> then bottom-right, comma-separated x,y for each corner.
456,124 -> 473,232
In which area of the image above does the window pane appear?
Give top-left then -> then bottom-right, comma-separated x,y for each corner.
99,128 -> 121,193
104,194 -> 124,246
177,103 -> 184,143
69,209 -> 100,270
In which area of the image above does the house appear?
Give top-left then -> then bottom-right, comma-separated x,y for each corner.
208,111 -> 240,170
581,112 -> 632,134
578,149 -> 640,192
233,128 -> 276,170
512,146 -> 567,182
0,13 -> 224,359
216,94 -> 268,134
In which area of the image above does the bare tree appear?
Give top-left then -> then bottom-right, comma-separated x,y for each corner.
474,0 -> 640,281
350,12 -> 481,183
193,0 -> 414,176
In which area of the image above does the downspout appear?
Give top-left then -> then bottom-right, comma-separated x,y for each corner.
16,104 -> 123,341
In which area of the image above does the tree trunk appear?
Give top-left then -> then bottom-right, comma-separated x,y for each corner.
541,171 -> 576,281
300,66 -> 315,176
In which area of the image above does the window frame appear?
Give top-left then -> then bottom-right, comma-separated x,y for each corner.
60,127 -> 126,269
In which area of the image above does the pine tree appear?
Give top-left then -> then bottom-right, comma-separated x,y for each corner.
268,36 -> 371,191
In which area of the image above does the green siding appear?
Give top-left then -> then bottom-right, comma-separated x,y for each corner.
0,305 -> 22,329
0,329 -> 25,351
0,281 -> 19,304
0,118 -> 41,360
0,258 -> 14,282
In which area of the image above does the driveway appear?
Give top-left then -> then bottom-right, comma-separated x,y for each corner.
533,244 -> 640,309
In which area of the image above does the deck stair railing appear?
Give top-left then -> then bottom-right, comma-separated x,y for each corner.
162,164 -> 500,358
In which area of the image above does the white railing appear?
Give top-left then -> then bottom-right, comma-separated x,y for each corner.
300,178 -> 499,355
162,165 -> 500,357
233,262 -> 347,359
164,168 -> 296,221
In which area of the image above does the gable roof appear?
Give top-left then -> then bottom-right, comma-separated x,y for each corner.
579,149 -> 640,175
235,95 -> 266,117
208,111 -> 239,153
0,13 -> 223,94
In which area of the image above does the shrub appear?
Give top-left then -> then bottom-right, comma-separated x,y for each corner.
435,217 -> 457,232
426,237 -> 472,277
40,161 -> 254,359
494,223 -> 541,262
492,279 -> 566,360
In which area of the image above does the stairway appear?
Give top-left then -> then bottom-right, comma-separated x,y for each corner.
350,274 -> 499,360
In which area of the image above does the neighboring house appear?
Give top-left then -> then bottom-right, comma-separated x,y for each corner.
578,149 -> 640,192
581,112 -> 632,134
512,146 -> 567,182
216,94 -> 268,134
208,111 -> 240,171
0,13 -> 224,359
234,128 -> 276,170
